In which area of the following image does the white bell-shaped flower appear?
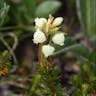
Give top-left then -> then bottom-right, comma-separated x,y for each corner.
33,31 -> 46,44
52,17 -> 63,27
42,45 -> 55,58
35,18 -> 47,29
52,33 -> 65,46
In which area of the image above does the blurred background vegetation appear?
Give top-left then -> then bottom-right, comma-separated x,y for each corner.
0,0 -> 96,96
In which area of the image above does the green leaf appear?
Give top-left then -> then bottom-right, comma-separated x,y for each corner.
22,0 -> 36,18
89,50 -> 96,64
0,3 -> 10,26
53,43 -> 89,57
35,1 -> 61,18
76,0 -> 96,37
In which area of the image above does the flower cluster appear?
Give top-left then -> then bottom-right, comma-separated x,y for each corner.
33,15 -> 65,58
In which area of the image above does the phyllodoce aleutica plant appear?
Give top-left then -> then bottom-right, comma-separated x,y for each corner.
27,15 -> 67,96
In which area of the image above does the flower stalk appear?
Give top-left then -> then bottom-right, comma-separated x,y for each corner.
32,15 -> 66,95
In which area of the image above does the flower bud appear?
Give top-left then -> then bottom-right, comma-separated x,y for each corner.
35,18 -> 47,29
33,31 -> 46,44
52,17 -> 63,27
42,45 -> 55,58
52,33 -> 65,46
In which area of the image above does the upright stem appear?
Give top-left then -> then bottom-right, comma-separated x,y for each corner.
38,44 -> 57,95
38,44 -> 45,67
38,44 -> 51,69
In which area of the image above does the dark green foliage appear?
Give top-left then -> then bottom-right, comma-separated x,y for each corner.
72,60 -> 96,96
26,64 -> 67,96
0,3 -> 10,26
0,0 -> 61,26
